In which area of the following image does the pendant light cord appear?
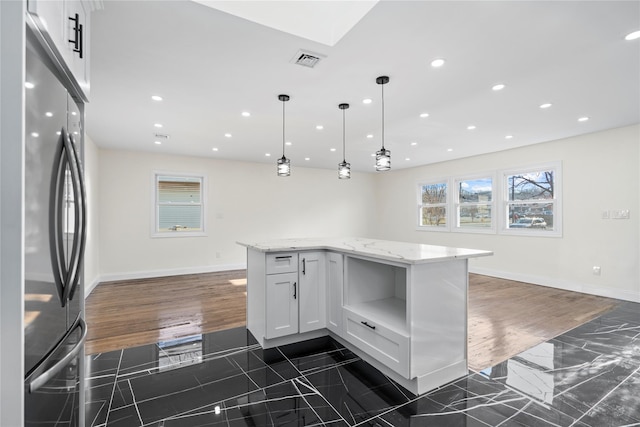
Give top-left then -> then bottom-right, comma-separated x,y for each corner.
381,82 -> 385,150
342,108 -> 346,162
282,100 -> 286,157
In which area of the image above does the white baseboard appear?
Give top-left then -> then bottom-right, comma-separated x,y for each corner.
85,277 -> 100,297
470,266 -> 640,303
85,263 -> 247,298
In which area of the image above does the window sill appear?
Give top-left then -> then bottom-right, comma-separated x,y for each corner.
151,231 -> 208,238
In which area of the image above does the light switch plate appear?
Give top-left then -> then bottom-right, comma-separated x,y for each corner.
611,209 -> 630,219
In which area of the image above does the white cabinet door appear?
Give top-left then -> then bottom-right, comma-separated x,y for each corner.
298,252 -> 326,333
27,0 -> 90,99
326,252 -> 343,335
265,272 -> 298,339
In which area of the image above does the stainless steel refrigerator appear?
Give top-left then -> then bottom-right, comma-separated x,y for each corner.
23,21 -> 88,427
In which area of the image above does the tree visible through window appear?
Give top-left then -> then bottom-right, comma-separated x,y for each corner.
419,182 -> 447,228
155,174 -> 204,234
456,177 -> 493,230
506,169 -> 555,232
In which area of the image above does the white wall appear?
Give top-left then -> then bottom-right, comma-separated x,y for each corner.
83,134 -> 101,294
371,125 -> 640,302
97,149 -> 377,280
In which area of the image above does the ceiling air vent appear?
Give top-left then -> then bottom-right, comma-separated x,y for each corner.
154,133 -> 170,139
291,50 -> 326,68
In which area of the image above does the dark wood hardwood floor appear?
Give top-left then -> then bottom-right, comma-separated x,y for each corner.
85,271 -> 619,371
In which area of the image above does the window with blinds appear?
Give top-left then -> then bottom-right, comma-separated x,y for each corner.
155,174 -> 205,235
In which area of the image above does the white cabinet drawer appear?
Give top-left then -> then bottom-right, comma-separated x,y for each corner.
266,253 -> 298,274
343,309 -> 410,378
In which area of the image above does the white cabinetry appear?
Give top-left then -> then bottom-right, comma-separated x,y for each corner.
326,252 -> 343,335
27,0 -> 90,100
257,251 -> 327,342
298,252 -> 326,333
241,238 -> 491,395
343,256 -> 410,377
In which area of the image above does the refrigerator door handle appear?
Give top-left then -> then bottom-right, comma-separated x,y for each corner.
49,129 -> 68,306
27,316 -> 87,393
63,132 -> 86,302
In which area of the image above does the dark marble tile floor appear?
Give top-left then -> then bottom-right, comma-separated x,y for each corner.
85,301 -> 640,426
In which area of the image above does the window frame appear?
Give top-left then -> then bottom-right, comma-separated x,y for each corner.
500,161 -> 562,237
151,171 -> 208,238
416,178 -> 451,232
452,173 -> 496,234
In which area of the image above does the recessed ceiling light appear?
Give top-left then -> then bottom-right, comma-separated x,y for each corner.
410,142 -> 417,146
285,141 -> 292,146
25,82 -> 35,89
241,111 -> 251,117
265,153 -> 271,157
212,147 -> 218,151
366,134 -> 374,139
151,95 -> 163,101
45,112 -> 53,117
330,148 -> 336,152
316,125 -> 324,130
154,141 -> 162,145
447,148 -> 453,152
363,98 -> 372,104
154,123 -> 163,128
492,84 -> 505,91
467,125 -> 476,130
405,158 -> 411,161
539,103 -> 552,109
224,133 -> 232,138
71,111 -> 77,116
624,30 -> 640,41
370,153 -> 375,157
578,116 -> 590,122
419,113 -> 429,118
31,132 -> 39,138
305,157 -> 310,161
505,135 -> 514,139
56,131 -> 61,135
431,58 -> 445,68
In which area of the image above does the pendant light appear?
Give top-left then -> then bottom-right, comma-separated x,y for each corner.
277,94 -> 291,176
375,75 -> 391,171
338,103 -> 351,179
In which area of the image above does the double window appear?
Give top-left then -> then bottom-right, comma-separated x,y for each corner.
417,162 -> 561,237
153,173 -> 206,237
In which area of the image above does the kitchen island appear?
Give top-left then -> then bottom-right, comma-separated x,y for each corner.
238,237 -> 492,395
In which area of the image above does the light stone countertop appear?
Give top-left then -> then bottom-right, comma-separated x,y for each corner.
237,237 -> 492,265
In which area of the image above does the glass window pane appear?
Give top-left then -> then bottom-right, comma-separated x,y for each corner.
421,183 -> 447,204
507,171 -> 554,201
459,206 -> 492,228
508,204 -> 552,230
158,177 -> 201,203
421,206 -> 446,227
158,205 -> 202,231
459,178 -> 492,203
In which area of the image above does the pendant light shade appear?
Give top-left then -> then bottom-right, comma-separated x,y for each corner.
375,76 -> 391,171
277,94 -> 291,177
338,103 -> 351,179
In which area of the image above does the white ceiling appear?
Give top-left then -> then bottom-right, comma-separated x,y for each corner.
87,1 -> 640,173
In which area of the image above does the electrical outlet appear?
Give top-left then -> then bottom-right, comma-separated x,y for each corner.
593,266 -> 601,275
216,252 -> 221,259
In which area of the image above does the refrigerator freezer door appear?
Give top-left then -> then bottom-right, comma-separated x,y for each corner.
24,37 -> 71,376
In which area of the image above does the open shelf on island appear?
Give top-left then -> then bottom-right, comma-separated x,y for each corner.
345,255 -> 408,335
